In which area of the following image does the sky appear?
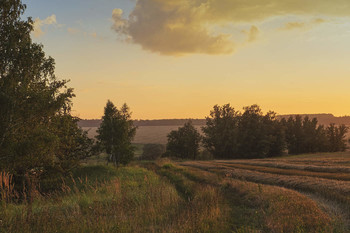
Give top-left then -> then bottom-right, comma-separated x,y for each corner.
23,0 -> 350,119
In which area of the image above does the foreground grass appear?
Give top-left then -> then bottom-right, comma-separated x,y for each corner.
1,156 -> 343,233
0,165 -> 225,233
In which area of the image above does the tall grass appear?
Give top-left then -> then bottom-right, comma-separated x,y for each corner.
2,152 -> 348,232
0,172 -> 15,204
0,166 -> 227,233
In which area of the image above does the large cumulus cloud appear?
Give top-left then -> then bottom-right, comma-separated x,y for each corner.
112,0 -> 350,56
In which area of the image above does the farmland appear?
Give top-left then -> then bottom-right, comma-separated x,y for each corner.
83,125 -> 204,145
2,152 -> 350,232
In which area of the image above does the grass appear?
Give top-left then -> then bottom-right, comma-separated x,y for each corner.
0,165 -> 227,233
181,152 -> 350,232
213,162 -> 350,181
2,152 -> 350,232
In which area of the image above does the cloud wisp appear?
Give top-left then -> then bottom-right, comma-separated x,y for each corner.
32,15 -> 57,38
279,18 -> 326,31
112,0 -> 350,56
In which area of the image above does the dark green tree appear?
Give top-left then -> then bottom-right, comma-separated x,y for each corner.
0,1 -> 89,182
202,104 -> 240,159
262,111 -> 286,157
284,115 -> 305,154
327,124 -> 348,152
237,105 -> 286,158
96,100 -> 137,166
166,121 -> 201,160
283,116 -> 347,154
237,105 -> 269,158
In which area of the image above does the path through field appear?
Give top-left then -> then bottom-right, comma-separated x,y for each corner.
179,152 -> 350,230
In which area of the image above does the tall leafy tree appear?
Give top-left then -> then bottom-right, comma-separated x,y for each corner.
284,116 -> 305,154
237,105 -> 286,158
0,0 -> 88,181
327,124 -> 348,152
96,100 -> 137,166
166,121 -> 201,160
202,104 -> 240,159
237,105 -> 269,158
261,111 -> 286,157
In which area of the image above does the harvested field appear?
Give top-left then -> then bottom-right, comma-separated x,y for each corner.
179,152 -> 350,231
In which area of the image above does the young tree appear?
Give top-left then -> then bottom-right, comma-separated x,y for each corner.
96,100 -> 137,166
166,121 -> 201,160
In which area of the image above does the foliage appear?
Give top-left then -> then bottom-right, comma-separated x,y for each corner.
141,144 -> 165,160
202,104 -> 240,159
50,114 -> 94,172
202,104 -> 347,159
283,116 -> 348,154
237,105 -> 286,158
166,121 -> 201,160
327,123 -> 348,152
0,0 -> 91,182
202,104 -> 286,159
96,100 -> 137,166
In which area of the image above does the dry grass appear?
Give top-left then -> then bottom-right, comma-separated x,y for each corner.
220,160 -> 350,173
0,166 -> 227,233
213,162 -> 350,181
165,163 -> 335,232
0,172 -> 17,205
181,153 -> 350,231
2,152 -> 348,232
183,162 -> 350,203
225,179 -> 332,233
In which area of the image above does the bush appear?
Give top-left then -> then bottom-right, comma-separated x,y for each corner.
141,144 -> 166,160
197,150 -> 214,160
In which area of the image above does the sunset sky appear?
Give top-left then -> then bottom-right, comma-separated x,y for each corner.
24,0 -> 350,119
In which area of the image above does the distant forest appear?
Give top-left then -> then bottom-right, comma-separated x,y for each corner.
78,114 -> 350,128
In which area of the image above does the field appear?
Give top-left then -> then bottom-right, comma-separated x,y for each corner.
83,126 -> 204,145
1,153 -> 350,232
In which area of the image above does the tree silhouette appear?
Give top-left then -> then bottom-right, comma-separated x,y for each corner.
202,104 -> 240,159
96,100 -> 137,166
166,121 -> 201,160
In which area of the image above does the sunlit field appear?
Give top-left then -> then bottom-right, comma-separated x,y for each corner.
83,126 -> 204,145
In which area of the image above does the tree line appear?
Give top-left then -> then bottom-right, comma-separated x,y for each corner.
165,104 -> 348,160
